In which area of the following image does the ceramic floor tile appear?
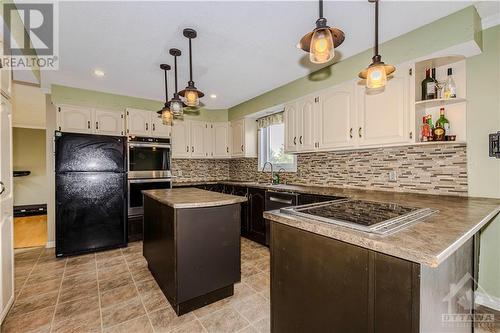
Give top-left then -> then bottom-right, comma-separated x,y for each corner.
64,261 -> 96,277
237,325 -> 259,333
193,297 -> 232,319
170,319 -> 206,333
100,283 -> 138,309
130,266 -> 153,283
16,276 -> 62,301
103,315 -> 153,333
231,293 -> 269,324
98,264 -> 129,281
253,258 -> 270,273
121,245 -> 142,256
241,262 -> 261,279
25,269 -> 64,285
9,290 -> 59,317
99,271 -> 134,293
61,271 -> 97,290
59,280 -> 98,303
1,305 -> 55,333
97,256 -> 126,270
66,253 -> 95,267
252,317 -> 271,333
139,288 -> 169,313
96,248 -> 123,262
52,309 -> 102,333
31,260 -> 66,275
199,307 -> 249,333
243,272 -> 270,294
148,306 -> 197,333
101,296 -> 146,328
54,295 -> 100,323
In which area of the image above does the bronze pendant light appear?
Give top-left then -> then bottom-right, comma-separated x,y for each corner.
179,28 -> 204,107
156,64 -> 173,126
298,0 -> 345,64
358,0 -> 395,89
167,48 -> 185,117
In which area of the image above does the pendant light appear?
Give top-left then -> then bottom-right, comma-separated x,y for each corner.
156,64 -> 173,126
179,28 -> 204,107
298,0 -> 345,64
358,0 -> 395,90
168,48 -> 184,117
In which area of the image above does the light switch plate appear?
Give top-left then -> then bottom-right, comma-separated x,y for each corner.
489,132 -> 500,158
389,171 -> 397,182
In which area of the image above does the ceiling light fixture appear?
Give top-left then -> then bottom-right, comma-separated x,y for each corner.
156,64 -> 173,126
168,48 -> 184,117
210,94 -> 217,99
298,0 -> 345,64
179,28 -> 204,108
93,69 -> 105,77
358,0 -> 395,90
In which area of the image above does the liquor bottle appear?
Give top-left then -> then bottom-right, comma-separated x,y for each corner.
431,68 -> 438,98
435,107 -> 450,133
433,123 -> 446,141
421,116 -> 431,142
427,115 -> 434,140
421,69 -> 434,100
443,68 -> 457,99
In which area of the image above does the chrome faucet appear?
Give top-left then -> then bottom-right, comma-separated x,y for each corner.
261,162 -> 274,184
277,168 -> 286,184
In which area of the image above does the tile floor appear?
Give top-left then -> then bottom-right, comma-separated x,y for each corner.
2,238 -> 270,333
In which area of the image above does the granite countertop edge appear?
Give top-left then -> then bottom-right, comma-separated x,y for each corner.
143,188 -> 247,209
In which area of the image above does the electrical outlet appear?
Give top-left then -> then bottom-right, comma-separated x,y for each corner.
389,170 -> 397,182
177,170 -> 183,177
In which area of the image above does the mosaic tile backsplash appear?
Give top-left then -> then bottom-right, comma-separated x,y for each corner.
175,143 -> 468,196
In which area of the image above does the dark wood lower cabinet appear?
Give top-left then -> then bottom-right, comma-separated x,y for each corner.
271,222 -> 420,333
246,187 -> 266,245
127,216 -> 143,242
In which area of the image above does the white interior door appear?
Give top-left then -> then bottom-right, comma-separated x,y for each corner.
58,105 -> 93,134
94,109 -> 125,136
319,83 -> 355,149
0,96 -> 14,323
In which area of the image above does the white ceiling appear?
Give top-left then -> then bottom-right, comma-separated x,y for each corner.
34,1 -> 497,109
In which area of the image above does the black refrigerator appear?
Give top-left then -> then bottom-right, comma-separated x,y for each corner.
55,132 -> 127,257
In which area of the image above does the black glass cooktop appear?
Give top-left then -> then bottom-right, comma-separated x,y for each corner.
296,199 -> 420,226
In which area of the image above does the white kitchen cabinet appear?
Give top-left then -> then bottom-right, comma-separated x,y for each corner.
203,123 -> 214,158
356,68 -> 410,147
94,109 -> 125,136
57,105 -> 93,134
284,102 -> 298,153
213,122 -> 230,158
297,96 -> 318,152
318,82 -> 355,150
151,113 -> 171,138
126,108 -> 151,137
230,118 -> 257,158
190,121 -> 206,158
172,120 -> 191,158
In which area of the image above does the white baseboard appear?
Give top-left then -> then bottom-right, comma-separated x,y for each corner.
476,291 -> 500,312
46,241 -> 55,248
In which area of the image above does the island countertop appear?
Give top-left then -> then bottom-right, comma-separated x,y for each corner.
142,187 -> 247,209
263,189 -> 500,267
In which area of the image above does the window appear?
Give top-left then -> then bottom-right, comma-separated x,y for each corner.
258,123 -> 297,172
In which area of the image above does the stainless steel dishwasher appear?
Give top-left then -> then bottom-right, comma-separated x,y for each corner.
264,191 -> 298,245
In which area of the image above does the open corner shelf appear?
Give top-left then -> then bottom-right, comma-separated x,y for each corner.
413,141 -> 466,146
415,97 -> 466,108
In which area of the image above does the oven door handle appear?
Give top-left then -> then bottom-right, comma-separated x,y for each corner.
128,178 -> 173,184
128,143 -> 171,148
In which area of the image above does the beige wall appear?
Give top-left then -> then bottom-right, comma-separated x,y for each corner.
12,127 -> 47,206
12,83 -> 46,129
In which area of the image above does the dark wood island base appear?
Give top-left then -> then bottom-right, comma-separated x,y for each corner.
142,188 -> 246,315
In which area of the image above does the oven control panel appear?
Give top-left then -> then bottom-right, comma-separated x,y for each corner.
128,136 -> 171,144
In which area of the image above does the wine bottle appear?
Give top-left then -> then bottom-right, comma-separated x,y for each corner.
443,68 -> 457,99
431,68 -> 438,98
436,107 -> 450,133
421,69 -> 434,100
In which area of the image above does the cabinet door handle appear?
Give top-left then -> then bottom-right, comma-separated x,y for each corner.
186,146 -> 189,152
350,128 -> 353,139
293,136 -> 296,145
146,123 -> 149,131
226,147 -> 229,153
358,127 -> 362,138
152,124 -> 155,131
299,136 -> 303,144
269,197 -> 293,205
241,145 -> 244,152
87,121 -> 91,129
409,131 -> 413,139
192,146 -> 194,153
0,181 -> 5,195
95,122 -> 99,130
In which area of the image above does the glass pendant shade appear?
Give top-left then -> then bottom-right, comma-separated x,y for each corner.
184,89 -> 199,107
170,98 -> 184,116
366,64 -> 387,89
309,28 -> 334,64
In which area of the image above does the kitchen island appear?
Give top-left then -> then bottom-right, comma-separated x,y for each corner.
263,190 -> 500,333
142,187 -> 247,315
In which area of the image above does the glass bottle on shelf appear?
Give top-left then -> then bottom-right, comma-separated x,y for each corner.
435,107 -> 450,133
427,115 -> 434,141
421,116 -> 431,142
443,68 -> 457,99
431,68 -> 438,99
421,68 -> 434,100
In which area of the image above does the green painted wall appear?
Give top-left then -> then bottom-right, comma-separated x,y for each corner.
50,84 -> 228,122
228,6 -> 481,120
466,25 -> 500,299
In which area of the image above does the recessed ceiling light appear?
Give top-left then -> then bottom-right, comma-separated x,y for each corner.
93,69 -> 105,77
209,94 -> 217,99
